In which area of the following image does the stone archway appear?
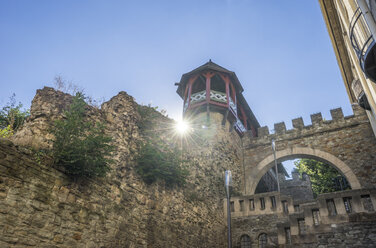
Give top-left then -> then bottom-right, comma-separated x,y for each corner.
245,147 -> 361,195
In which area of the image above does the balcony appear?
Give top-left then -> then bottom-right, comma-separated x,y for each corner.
186,90 -> 235,112
350,7 -> 376,82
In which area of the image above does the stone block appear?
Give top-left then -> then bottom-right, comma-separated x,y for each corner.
258,126 -> 269,137
292,117 -> 304,129
274,122 -> 286,134
310,113 -> 323,125
330,108 -> 344,120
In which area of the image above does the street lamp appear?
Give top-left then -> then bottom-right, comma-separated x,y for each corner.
271,139 -> 280,192
225,170 -> 232,248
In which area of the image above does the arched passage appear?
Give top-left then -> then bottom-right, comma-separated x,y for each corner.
245,147 -> 361,195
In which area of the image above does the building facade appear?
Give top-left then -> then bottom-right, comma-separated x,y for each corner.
319,0 -> 376,136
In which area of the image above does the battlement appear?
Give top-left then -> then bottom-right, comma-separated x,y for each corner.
246,104 -> 367,142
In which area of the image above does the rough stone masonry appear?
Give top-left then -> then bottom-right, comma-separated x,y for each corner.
0,87 -> 243,248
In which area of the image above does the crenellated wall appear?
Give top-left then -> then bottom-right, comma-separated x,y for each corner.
242,104 -> 376,195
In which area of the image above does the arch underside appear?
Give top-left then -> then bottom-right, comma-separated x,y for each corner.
245,147 -> 361,195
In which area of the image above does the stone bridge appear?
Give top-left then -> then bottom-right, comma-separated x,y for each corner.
242,104 -> 376,195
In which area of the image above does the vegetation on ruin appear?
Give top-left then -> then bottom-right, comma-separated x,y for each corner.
136,105 -> 189,188
295,158 -> 350,196
50,92 -> 113,178
0,94 -> 30,138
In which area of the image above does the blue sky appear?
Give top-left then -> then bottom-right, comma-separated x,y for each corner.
1,1 -> 352,173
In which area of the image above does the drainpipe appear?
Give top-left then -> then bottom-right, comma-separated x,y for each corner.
357,0 -> 376,39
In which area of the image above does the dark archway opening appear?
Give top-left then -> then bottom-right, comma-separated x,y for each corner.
255,158 -> 351,198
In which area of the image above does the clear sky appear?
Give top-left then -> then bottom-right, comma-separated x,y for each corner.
1,0 -> 352,133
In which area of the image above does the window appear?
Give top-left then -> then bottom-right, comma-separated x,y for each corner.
343,197 -> 353,213
260,198 -> 265,210
210,74 -> 226,93
298,218 -> 306,235
270,196 -> 276,209
312,209 -> 320,226
258,233 -> 267,248
361,195 -> 374,212
240,234 -> 251,248
282,200 -> 289,213
285,227 -> 291,244
326,199 -> 337,216
239,200 -> 244,212
249,199 -> 255,211
230,201 -> 235,212
294,205 -> 300,212
191,77 -> 206,94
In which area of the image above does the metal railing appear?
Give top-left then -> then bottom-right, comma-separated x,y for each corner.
349,7 -> 375,71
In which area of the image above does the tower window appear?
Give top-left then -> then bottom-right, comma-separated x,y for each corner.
326,199 -> 337,216
343,197 -> 353,213
210,74 -> 226,93
230,201 -> 235,212
258,233 -> 267,248
270,196 -> 276,209
312,209 -> 320,226
191,77 -> 206,94
249,199 -> 255,210
294,205 -> 300,212
260,198 -> 265,210
239,200 -> 244,211
282,200 -> 289,213
298,218 -> 306,235
240,234 -> 251,248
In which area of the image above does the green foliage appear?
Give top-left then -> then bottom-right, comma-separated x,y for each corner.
136,141 -> 188,187
50,92 -> 113,178
295,159 -> 350,196
0,94 -> 30,134
0,125 -> 14,138
136,105 -> 163,131
136,104 -> 189,188
34,149 -> 49,166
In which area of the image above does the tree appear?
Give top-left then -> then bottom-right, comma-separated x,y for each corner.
50,92 -> 113,178
0,94 -> 30,137
295,158 -> 350,196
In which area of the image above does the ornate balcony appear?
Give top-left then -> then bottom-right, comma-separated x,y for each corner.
190,90 -> 206,104
350,7 -> 376,82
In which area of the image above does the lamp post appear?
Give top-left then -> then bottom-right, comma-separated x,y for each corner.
225,170 -> 232,248
271,139 -> 280,192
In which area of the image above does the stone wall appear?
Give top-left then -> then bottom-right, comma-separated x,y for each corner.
243,105 -> 376,195
228,189 -> 376,247
0,87 -> 243,248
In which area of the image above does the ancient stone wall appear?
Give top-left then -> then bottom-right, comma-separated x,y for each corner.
0,87 -> 243,248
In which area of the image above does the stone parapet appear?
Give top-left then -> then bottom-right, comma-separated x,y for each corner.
244,104 -> 368,146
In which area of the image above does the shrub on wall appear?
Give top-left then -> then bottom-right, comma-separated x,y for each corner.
50,92 -> 113,178
0,94 -> 30,136
136,105 -> 189,188
136,141 -> 188,187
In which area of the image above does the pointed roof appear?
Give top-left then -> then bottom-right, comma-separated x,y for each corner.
176,60 -> 244,98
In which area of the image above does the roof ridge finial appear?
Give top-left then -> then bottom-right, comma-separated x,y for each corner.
209,59 -> 212,62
